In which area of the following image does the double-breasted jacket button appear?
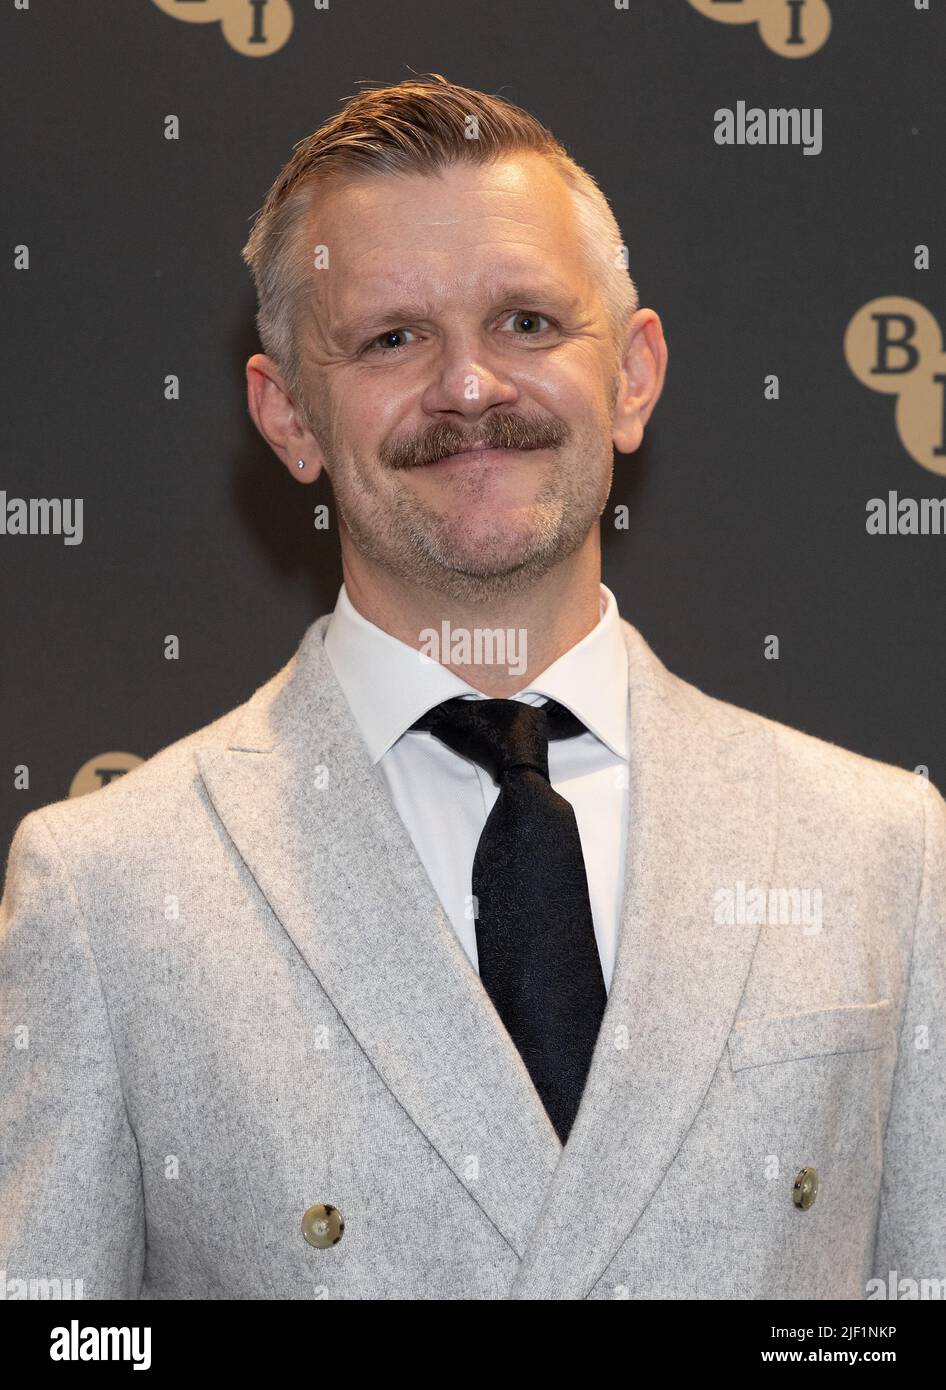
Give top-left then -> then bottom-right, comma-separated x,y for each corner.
792,1166 -> 819,1210
301,1203 -> 344,1248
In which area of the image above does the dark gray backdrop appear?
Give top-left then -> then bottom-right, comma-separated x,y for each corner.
2,0 -> 944,865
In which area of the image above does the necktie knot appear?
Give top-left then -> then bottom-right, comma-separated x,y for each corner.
410,696 -> 585,783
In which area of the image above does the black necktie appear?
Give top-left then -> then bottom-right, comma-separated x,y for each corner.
410,696 -> 607,1144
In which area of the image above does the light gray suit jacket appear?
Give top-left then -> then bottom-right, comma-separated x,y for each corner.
1,615 -> 944,1300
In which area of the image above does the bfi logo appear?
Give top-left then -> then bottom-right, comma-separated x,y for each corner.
68,753 -> 144,799
151,0 -> 295,57
688,0 -> 832,58
845,298 -> 946,479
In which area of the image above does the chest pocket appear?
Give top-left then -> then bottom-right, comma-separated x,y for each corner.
727,999 -> 893,1071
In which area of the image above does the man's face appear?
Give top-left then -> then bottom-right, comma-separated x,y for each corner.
293,153 -> 627,602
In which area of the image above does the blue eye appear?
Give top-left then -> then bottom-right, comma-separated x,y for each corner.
367,328 -> 416,355
502,311 -> 551,335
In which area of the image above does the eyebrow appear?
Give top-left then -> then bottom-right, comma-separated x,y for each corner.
334,283 -> 582,349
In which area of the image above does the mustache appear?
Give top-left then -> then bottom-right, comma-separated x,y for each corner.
381,414 -> 570,471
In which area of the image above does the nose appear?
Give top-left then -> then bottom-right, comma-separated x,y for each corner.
420,334 -> 520,418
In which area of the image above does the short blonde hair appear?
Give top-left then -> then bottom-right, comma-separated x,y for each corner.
241,73 -> 638,405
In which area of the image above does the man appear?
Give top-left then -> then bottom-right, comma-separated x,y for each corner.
1,75 -> 944,1302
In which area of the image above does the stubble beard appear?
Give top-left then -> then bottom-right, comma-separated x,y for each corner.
328,442 -> 614,606
296,361 -> 621,605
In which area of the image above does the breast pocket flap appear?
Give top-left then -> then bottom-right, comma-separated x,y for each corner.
727,999 -> 893,1072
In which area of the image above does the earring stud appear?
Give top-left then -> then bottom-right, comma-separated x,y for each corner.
296,459 -> 305,470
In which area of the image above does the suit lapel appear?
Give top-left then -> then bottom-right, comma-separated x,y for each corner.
196,615 -> 562,1260
507,621 -> 779,1297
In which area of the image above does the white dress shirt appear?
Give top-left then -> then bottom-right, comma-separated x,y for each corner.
323,582 -> 630,994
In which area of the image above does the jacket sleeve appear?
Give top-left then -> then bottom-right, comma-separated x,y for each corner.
0,809 -> 145,1299
871,781 -> 946,1292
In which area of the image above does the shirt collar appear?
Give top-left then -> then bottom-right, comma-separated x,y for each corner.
323,581 -> 629,764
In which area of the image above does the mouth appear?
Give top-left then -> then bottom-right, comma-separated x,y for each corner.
426,445 -> 537,468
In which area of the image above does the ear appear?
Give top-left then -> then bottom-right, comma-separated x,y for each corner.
245,353 -> 326,483
611,309 -> 668,455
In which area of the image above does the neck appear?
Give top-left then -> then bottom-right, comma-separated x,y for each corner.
339,536 -> 603,698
